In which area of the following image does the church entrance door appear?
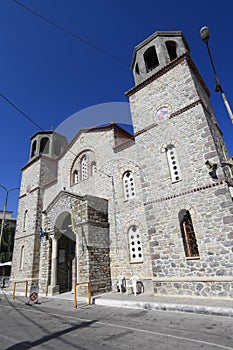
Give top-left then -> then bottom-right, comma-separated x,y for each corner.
54,211 -> 76,294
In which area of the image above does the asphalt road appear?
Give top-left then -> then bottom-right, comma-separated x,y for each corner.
0,294 -> 233,350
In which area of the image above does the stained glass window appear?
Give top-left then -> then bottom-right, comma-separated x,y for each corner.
179,210 -> 199,258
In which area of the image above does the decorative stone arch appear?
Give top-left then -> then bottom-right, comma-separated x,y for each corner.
119,164 -> 139,177
117,158 -> 140,178
160,139 -> 180,154
101,158 -> 140,180
171,202 -> 197,222
70,147 -> 97,170
43,195 -> 78,232
124,220 -> 144,235
54,210 -> 74,235
70,147 -> 97,185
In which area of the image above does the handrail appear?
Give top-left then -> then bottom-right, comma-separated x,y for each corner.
12,280 -> 28,300
73,281 -> 91,308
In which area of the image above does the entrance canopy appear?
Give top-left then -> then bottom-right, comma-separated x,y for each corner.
42,190 -> 108,236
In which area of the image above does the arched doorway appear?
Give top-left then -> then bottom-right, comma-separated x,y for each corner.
54,211 -> 76,294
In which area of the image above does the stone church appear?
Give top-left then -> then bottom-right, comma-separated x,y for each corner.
11,30 -> 233,299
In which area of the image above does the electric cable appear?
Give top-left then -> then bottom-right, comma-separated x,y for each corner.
0,91 -> 44,130
13,0 -> 130,67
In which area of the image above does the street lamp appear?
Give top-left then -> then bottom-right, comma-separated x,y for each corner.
0,185 -> 20,261
200,26 -> 233,123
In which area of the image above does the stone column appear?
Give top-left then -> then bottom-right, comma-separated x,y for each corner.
48,233 -> 59,295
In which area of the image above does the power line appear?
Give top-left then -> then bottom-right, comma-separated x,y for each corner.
0,90 -> 88,159
0,91 -> 44,130
13,0 -> 130,67
1,2 -> 133,135
0,90 -> 79,158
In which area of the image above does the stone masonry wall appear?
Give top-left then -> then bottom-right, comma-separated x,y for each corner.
12,39 -> 233,299
128,56 -> 233,298
11,157 -> 43,285
42,127 -> 153,293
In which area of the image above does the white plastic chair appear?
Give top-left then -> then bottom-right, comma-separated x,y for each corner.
126,276 -> 139,296
116,275 -> 125,293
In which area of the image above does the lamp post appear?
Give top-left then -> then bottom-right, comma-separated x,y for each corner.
0,185 -> 20,261
200,26 -> 233,123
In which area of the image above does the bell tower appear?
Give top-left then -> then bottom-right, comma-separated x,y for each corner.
126,30 -> 233,298
131,31 -> 190,85
30,131 -> 68,160
11,131 -> 68,288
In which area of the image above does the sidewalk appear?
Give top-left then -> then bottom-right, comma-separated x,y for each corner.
92,291 -> 233,317
1,286 -> 233,317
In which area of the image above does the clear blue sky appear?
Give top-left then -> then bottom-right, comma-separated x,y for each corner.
0,0 -> 233,217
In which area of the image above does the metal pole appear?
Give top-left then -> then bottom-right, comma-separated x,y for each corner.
205,40 -> 233,123
200,26 -> 233,124
0,186 -> 19,261
0,190 -> 8,254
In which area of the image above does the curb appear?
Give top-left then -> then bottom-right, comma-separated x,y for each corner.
93,298 -> 233,317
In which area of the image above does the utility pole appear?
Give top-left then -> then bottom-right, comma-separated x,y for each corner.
200,26 -> 233,123
0,185 -> 19,261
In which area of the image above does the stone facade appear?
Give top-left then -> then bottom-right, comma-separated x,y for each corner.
11,31 -> 233,299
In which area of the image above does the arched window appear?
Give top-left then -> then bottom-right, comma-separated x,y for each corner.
123,171 -> 136,200
31,140 -> 37,158
23,210 -> 28,231
70,151 -> 96,185
179,210 -> 199,258
91,161 -> 97,175
19,245 -> 25,270
135,63 -> 140,75
128,225 -> 143,263
165,41 -> 177,61
39,137 -> 50,154
81,155 -> 88,180
144,46 -> 159,72
72,170 -> 79,184
166,145 -> 182,183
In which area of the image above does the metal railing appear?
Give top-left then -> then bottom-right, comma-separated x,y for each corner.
73,281 -> 91,308
12,280 -> 28,300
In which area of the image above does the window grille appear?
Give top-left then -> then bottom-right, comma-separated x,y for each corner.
166,145 -> 182,183
91,161 -> 97,175
123,171 -> 136,200
73,170 -> 78,184
128,225 -> 143,263
81,155 -> 88,180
